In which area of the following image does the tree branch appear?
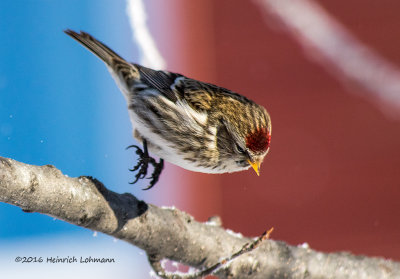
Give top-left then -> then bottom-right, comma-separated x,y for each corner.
0,156 -> 398,278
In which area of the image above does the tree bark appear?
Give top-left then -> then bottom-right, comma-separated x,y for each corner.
0,156 -> 398,278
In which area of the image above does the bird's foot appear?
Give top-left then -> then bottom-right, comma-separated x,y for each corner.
126,144 -> 164,190
143,158 -> 164,190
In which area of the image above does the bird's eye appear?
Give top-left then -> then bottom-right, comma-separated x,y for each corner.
235,144 -> 246,154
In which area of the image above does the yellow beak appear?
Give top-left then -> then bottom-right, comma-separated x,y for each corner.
247,160 -> 261,176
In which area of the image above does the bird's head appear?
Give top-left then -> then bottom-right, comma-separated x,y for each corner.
233,126 -> 271,175
217,105 -> 271,175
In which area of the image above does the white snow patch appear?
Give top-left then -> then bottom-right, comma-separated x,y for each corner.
160,205 -> 176,211
299,242 -> 310,249
205,220 -> 218,226
160,258 -> 168,269
226,229 -> 243,239
171,261 -> 179,268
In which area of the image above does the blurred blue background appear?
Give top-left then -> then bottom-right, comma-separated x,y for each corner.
0,1 -> 155,277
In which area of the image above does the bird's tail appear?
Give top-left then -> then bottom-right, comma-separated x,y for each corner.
64,29 -> 123,66
65,29 -> 141,102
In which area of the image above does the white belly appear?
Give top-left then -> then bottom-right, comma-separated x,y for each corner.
128,110 -> 247,174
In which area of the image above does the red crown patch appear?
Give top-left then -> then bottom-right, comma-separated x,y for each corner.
245,127 -> 271,153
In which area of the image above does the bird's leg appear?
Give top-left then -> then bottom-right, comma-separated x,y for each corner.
126,140 -> 164,190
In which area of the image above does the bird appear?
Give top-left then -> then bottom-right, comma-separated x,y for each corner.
65,30 -> 271,190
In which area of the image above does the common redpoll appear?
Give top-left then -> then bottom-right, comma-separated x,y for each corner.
65,30 -> 271,189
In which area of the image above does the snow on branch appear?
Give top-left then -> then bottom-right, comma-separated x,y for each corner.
0,156 -> 399,279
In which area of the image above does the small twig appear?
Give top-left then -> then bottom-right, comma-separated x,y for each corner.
148,228 -> 274,279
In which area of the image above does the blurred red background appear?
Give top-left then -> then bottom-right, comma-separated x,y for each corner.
147,0 -> 400,262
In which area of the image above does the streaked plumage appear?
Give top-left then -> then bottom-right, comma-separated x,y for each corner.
65,30 -> 271,188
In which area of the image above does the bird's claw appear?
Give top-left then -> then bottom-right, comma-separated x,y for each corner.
142,159 -> 164,190
126,144 -> 164,190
